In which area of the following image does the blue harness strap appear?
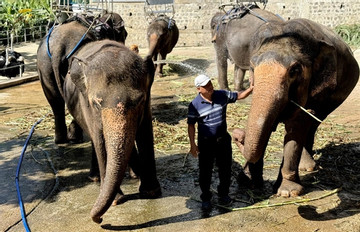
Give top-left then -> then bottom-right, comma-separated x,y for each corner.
46,16 -> 97,60
65,32 -> 88,59
247,7 -> 268,23
46,25 -> 55,58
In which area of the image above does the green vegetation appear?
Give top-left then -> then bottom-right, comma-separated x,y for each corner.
0,0 -> 54,47
335,24 -> 360,48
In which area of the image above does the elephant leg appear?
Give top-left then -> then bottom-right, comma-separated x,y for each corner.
299,122 -> 319,171
216,49 -> 229,90
128,146 -> 140,178
39,72 -> 67,144
234,66 -> 246,91
67,119 -> 83,143
135,110 -> 161,198
158,52 -> 167,77
112,146 -> 139,205
238,159 -> 264,189
153,52 -> 161,77
275,115 -> 311,197
91,138 -> 106,187
89,142 -> 100,182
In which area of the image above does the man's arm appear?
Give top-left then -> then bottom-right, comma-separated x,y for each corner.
188,123 -> 199,157
237,85 -> 254,100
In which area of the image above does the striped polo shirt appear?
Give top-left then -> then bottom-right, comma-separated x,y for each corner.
187,90 -> 238,138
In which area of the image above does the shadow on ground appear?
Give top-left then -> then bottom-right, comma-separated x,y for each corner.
298,142 -> 360,221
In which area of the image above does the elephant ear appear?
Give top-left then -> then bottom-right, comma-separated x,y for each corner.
69,57 -> 88,99
309,40 -> 337,99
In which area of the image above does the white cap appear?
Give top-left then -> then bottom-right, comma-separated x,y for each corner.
194,74 -> 211,87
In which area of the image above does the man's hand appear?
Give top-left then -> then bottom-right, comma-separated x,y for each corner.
237,85 -> 254,100
189,145 -> 199,158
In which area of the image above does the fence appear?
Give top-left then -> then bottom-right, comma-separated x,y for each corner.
0,25 -> 49,47
0,61 -> 37,79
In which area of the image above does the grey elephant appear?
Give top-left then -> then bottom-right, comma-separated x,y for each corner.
241,18 -> 359,197
62,40 -> 160,223
211,4 -> 283,91
147,14 -> 179,76
37,12 -> 127,144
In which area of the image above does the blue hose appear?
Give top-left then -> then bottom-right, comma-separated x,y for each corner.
15,118 -> 44,232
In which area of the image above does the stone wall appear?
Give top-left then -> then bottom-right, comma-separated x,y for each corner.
111,0 -> 360,48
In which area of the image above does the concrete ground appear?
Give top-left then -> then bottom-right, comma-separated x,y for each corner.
1,42 -> 360,232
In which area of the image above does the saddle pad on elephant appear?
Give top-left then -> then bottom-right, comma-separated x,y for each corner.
65,14 -> 120,40
154,15 -> 176,29
221,3 -> 259,24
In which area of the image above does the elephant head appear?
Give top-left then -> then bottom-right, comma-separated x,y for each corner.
210,12 -> 225,43
65,40 -> 158,223
243,19 -> 359,196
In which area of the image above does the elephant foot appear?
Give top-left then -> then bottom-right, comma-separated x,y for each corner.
88,167 -> 100,182
112,192 -> 125,205
67,121 -> 84,144
88,175 -> 100,182
299,150 -> 316,171
54,135 -> 68,144
129,167 -> 138,179
155,71 -> 163,77
237,169 -> 264,190
238,162 -> 264,189
139,186 -> 162,199
276,179 -> 304,197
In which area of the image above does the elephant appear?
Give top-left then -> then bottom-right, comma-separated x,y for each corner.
37,12 -> 127,144
241,18 -> 359,197
147,14 -> 179,76
210,4 -> 283,91
62,40 -> 160,223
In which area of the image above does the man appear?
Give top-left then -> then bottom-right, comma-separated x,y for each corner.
187,74 -> 253,210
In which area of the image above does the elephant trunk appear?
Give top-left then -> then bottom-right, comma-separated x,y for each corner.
147,33 -> 159,58
244,62 -> 288,163
90,105 -> 137,224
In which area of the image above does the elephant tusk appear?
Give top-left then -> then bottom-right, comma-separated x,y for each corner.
290,100 -> 323,123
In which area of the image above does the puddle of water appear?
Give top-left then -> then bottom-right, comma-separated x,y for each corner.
154,60 -> 207,75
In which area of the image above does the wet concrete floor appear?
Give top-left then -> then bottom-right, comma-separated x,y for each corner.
1,43 -> 360,232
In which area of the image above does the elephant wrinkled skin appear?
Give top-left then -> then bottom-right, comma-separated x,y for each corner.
242,18 -> 359,197
211,6 -> 283,91
63,40 -> 160,223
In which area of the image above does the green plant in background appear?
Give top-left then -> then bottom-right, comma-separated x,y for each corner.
0,0 -> 54,49
335,24 -> 360,48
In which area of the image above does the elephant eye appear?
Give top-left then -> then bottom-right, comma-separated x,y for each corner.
289,63 -> 302,77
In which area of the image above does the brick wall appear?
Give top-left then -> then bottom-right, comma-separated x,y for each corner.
112,0 -> 360,48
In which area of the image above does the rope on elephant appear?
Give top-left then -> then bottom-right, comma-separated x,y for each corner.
290,100 -> 323,123
190,187 -> 341,211
220,3 -> 260,24
65,19 -> 97,59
